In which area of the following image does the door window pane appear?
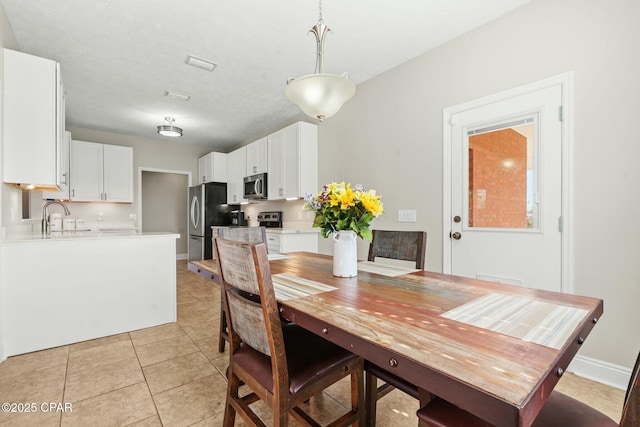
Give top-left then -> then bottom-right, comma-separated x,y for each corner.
467,119 -> 536,229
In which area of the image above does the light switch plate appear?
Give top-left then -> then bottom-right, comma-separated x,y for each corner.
398,209 -> 417,222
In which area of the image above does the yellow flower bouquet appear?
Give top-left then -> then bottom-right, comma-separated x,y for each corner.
303,182 -> 384,241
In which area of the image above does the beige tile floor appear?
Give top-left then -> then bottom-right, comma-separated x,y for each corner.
0,260 -> 626,427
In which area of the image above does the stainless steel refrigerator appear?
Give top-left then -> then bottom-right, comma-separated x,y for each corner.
188,182 -> 233,261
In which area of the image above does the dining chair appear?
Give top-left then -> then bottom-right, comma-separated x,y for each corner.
213,237 -> 364,427
416,349 -> 640,427
365,229 -> 427,426
367,229 -> 427,268
216,226 -> 268,353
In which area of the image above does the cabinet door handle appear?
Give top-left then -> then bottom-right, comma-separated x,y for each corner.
71,189 -> 75,197
61,172 -> 67,185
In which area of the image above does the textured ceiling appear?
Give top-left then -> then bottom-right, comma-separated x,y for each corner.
1,0 -> 530,151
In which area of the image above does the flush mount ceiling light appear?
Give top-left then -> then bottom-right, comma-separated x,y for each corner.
157,117 -> 183,137
285,0 -> 355,122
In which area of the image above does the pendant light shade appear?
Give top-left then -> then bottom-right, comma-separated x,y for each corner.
286,1 -> 355,122
157,117 -> 183,137
285,73 -> 354,122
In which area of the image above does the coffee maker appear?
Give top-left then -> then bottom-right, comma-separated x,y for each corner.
230,210 -> 247,226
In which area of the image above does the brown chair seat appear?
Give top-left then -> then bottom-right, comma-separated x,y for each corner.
417,391 -> 617,427
234,323 -> 359,395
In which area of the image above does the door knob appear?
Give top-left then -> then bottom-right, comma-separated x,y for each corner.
451,232 -> 462,240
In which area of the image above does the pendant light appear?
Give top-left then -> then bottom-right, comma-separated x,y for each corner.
157,117 -> 183,137
285,0 -> 355,122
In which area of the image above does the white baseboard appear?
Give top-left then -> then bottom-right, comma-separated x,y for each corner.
176,253 -> 188,261
568,355 -> 631,390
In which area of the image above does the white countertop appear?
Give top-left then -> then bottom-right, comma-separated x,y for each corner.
1,230 -> 179,243
264,228 -> 320,235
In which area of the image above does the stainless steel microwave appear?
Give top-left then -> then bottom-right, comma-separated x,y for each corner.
243,173 -> 267,199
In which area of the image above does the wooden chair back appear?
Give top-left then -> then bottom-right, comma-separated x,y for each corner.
368,230 -> 427,269
217,226 -> 268,252
214,238 -> 282,354
215,226 -> 269,353
364,229 -> 427,425
213,237 -> 363,426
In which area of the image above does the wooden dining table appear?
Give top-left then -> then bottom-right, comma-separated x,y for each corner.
189,251 -> 603,426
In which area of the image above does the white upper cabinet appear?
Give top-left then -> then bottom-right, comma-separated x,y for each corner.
69,140 -> 102,202
198,152 -> 227,184
267,122 -> 318,200
42,131 -> 72,200
245,137 -> 268,176
227,146 -> 247,204
103,144 -> 134,202
3,49 -> 65,190
69,140 -> 133,203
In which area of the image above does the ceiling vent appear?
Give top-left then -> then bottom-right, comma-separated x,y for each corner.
185,55 -> 217,72
164,90 -> 191,101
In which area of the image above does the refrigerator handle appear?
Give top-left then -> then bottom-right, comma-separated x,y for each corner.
191,195 -> 200,229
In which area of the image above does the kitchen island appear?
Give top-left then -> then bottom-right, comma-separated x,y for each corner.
0,231 -> 179,359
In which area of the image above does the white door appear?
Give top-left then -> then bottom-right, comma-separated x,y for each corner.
447,83 -> 565,292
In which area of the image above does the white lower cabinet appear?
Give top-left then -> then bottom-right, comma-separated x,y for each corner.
0,234 -> 177,356
266,231 -> 318,254
70,140 -> 133,202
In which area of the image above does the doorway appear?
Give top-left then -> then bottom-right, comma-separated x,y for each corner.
443,73 -> 573,293
138,168 -> 192,260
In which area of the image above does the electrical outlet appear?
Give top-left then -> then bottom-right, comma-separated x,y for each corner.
398,209 -> 417,222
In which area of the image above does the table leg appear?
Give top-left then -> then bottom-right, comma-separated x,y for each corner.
417,388 -> 433,427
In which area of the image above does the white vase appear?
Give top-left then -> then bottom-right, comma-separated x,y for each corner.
333,230 -> 358,277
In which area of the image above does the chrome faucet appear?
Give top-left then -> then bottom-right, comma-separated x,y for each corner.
42,200 -> 71,233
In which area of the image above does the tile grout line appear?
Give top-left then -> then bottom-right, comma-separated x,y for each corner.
58,345 -> 71,427
129,331 -> 165,427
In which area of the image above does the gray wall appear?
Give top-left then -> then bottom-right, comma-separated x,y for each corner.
318,0 -> 640,369
141,171 -> 188,256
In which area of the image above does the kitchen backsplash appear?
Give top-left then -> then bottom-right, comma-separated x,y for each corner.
3,191 -> 313,239
241,199 -> 315,229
